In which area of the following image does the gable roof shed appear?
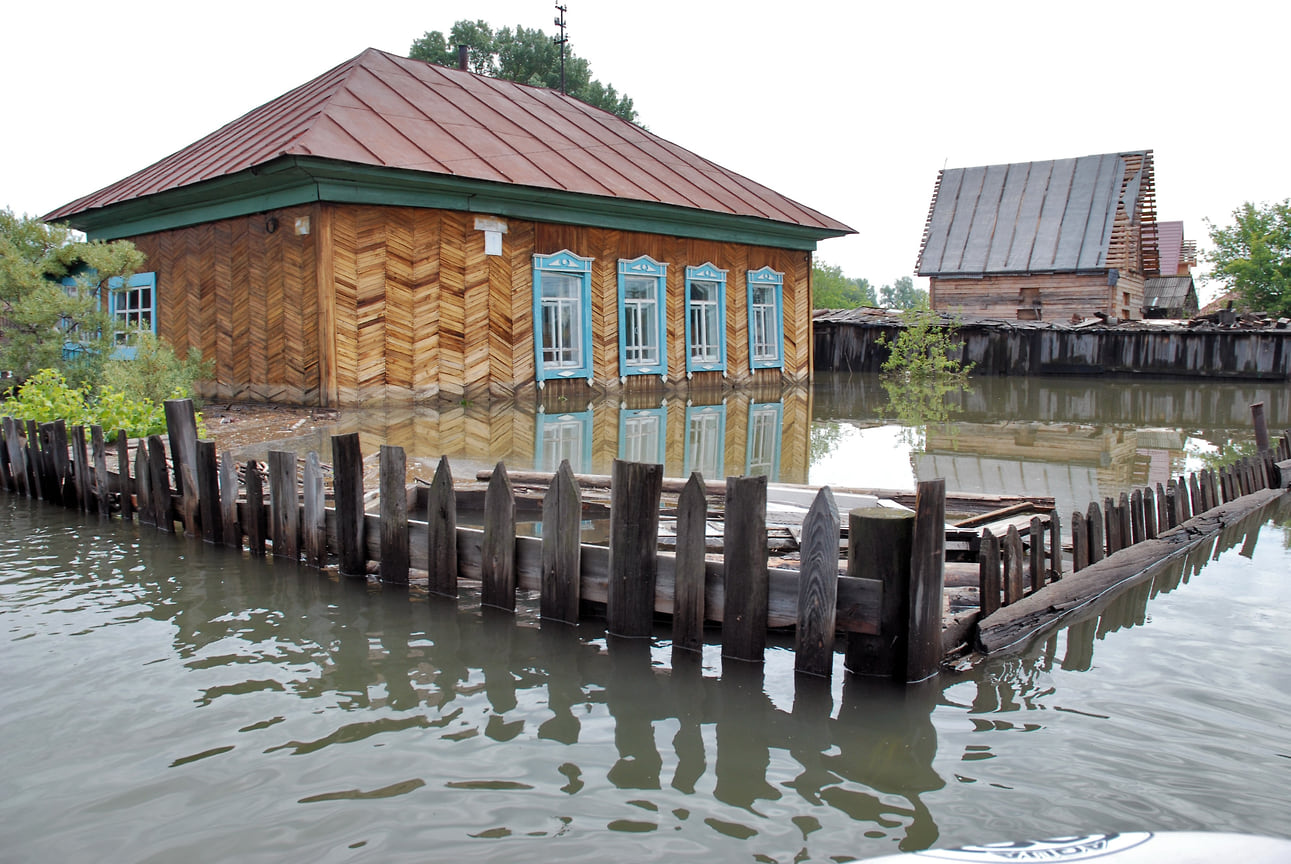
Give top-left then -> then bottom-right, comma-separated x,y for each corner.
46,48 -> 852,249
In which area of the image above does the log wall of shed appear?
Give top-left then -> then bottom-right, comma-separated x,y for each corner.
931,272 -> 1144,322
126,203 -> 813,406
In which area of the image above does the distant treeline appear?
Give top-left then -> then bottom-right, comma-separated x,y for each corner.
812,262 -> 927,310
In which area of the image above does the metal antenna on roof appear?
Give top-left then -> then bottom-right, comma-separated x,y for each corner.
553,4 -> 568,94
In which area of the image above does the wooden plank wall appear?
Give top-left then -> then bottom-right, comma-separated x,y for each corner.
931,273 -> 1137,322
129,202 -> 811,406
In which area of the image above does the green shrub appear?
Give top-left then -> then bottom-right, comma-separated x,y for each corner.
101,332 -> 213,406
2,368 -> 168,440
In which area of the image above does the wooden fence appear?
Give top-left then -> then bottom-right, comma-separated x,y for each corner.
0,400 -> 949,684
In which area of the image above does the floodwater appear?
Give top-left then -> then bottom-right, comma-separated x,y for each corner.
3,374 -> 1290,862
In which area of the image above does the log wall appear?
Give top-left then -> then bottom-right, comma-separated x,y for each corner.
127,203 -> 812,407
930,272 -> 1143,322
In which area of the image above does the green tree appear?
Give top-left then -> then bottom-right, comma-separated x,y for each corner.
0,209 -> 144,388
410,20 -> 638,123
879,276 -> 929,310
1205,200 -> 1291,317
812,261 -> 877,309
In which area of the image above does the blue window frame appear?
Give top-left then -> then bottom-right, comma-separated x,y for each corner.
746,267 -> 784,369
745,401 -> 783,480
533,250 -> 594,385
684,263 -> 727,376
616,256 -> 668,379
108,272 -> 158,359
617,404 -> 668,466
683,402 -> 726,481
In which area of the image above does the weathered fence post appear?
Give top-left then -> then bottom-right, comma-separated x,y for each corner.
1028,516 -> 1044,593
722,473 -> 769,663
1164,481 -> 1178,529
3,418 -> 28,497
196,440 -> 222,544
135,443 -> 151,525
91,426 -> 110,517
979,527 -> 1001,615
27,420 -> 45,500
147,435 -> 171,531
1142,486 -> 1157,540
608,459 -> 664,637
1130,488 -> 1145,545
1176,476 -> 1192,522
672,472 -> 708,653
163,399 -> 199,497
425,456 -> 458,596
1003,525 -> 1024,604
1118,492 -> 1132,551
270,450 -> 302,563
795,487 -> 840,678
245,460 -> 266,556
1252,402 -> 1270,454
332,432 -> 366,578
0,420 -> 12,494
1086,501 -> 1105,563
1071,511 -> 1088,572
378,445 -> 408,583
220,452 -> 240,547
303,452 -> 326,567
905,478 -> 946,682
540,460 -> 582,624
1047,510 -> 1062,581
845,507 -> 915,676
1103,497 -> 1118,553
71,425 -> 90,511
1189,473 -> 1203,515
115,431 -> 133,521
481,461 -> 517,611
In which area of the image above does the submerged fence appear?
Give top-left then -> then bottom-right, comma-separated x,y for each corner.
0,400 -> 949,684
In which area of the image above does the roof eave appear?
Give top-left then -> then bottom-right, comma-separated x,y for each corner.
59,156 -> 853,252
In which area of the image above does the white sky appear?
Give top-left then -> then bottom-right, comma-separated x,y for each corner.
4,0 -> 1288,302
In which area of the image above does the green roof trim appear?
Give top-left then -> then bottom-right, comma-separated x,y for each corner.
67,157 -> 847,251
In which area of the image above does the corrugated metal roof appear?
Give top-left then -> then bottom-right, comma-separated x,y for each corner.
1143,274 -> 1196,309
1156,220 -> 1184,275
917,151 -> 1149,277
46,48 -> 851,235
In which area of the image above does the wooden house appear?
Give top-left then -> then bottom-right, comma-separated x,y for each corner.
1143,221 -> 1199,318
45,48 -> 852,406
915,151 -> 1160,322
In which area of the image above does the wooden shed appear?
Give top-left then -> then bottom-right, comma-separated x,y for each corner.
915,151 -> 1160,322
45,48 -> 853,406
1143,220 -> 1198,318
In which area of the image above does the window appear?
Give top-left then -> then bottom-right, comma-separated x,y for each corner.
685,263 -> 727,376
533,250 -> 594,384
617,256 -> 668,378
745,402 -> 783,479
618,405 -> 667,466
108,272 -> 157,358
535,408 -> 594,474
683,403 -> 726,480
746,267 -> 783,369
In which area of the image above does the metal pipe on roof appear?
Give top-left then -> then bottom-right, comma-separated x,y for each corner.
457,45 -> 468,71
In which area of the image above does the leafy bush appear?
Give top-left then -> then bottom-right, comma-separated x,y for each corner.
878,309 -> 973,380
3,368 -> 167,440
102,332 -> 213,406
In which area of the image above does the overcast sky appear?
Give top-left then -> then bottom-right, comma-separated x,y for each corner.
5,0 -> 1287,301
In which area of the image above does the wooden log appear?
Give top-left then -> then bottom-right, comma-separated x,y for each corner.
71,425 -> 90,511
135,441 -> 152,525
91,426 -> 110,517
147,435 -> 171,532
1118,493 -> 1132,551
845,507 -> 914,676
1087,501 -> 1105,563
1003,524 -> 1024,605
905,478 -> 946,683
196,440 -> 222,544
425,456 -> 458,596
115,431 -> 133,521
1028,516 -> 1044,593
376,445 -> 409,583
245,460 -> 266,556
723,474 -> 769,663
332,432 -> 366,578
1071,511 -> 1088,572
270,450 -> 301,562
303,452 -> 326,567
163,399 -> 199,497
608,459 -> 664,638
794,487 -> 840,678
540,460 -> 582,624
672,472 -> 708,653
978,527 -> 1001,615
1142,486 -> 1157,540
220,452 -> 240,548
1251,401 -> 1270,453
481,461 -> 517,610
1047,510 -> 1062,581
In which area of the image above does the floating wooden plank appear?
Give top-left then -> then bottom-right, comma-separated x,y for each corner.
303,452 -> 326,567
270,450 -> 301,562
426,456 -> 458,596
722,474 -> 769,663
608,459 -> 664,638
378,445 -> 409,583
794,487 -> 840,678
481,461 -> 516,611
332,432 -> 366,577
671,472 -> 707,653
196,440 -> 222,544
540,460 -> 582,624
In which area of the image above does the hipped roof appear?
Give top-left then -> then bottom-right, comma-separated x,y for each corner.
46,48 -> 852,242
916,151 -> 1151,277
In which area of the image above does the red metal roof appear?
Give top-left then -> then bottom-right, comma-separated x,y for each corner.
46,48 -> 852,235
